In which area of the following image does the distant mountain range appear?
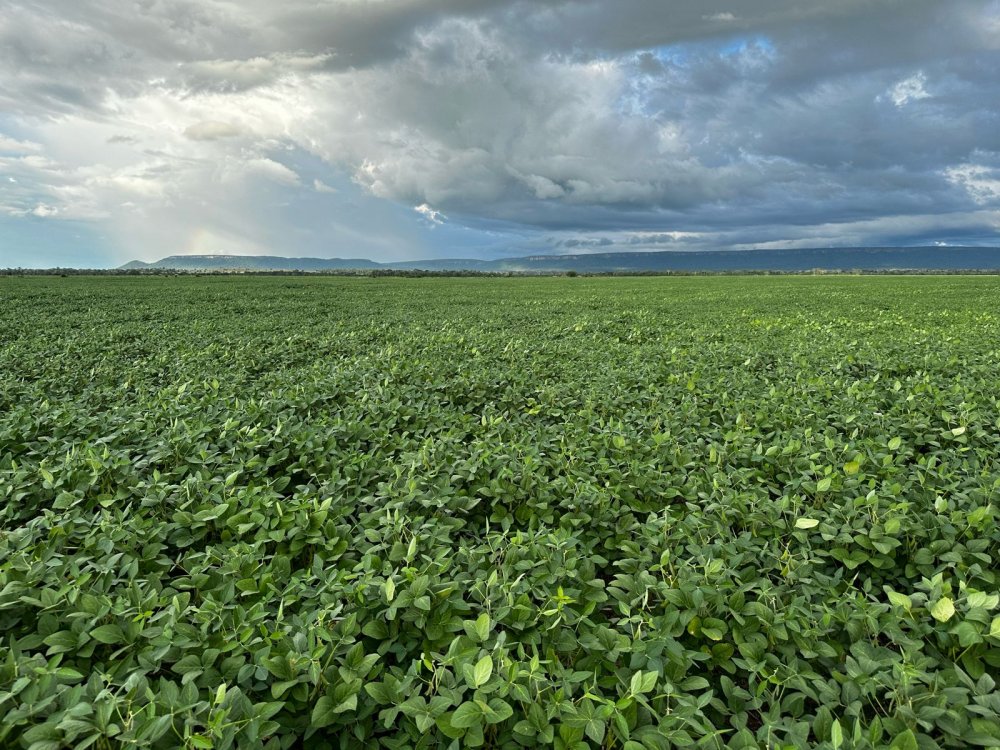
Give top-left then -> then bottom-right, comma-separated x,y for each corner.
119,247 -> 1000,273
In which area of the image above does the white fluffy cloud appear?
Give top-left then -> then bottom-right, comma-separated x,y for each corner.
0,136 -> 42,154
184,121 -> 244,141
414,203 -> 446,226
947,163 -> 1000,204
886,73 -> 932,107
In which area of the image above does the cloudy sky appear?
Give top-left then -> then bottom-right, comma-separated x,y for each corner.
2,0 -> 999,267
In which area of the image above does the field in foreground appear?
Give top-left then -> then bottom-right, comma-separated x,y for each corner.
1,275 -> 999,750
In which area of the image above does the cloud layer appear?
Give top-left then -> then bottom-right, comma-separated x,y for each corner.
1,0 -> 998,265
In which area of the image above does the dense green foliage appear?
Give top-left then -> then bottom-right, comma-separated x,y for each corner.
2,275 -> 999,750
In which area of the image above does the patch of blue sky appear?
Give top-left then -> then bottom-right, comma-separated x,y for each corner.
719,35 -> 776,57
618,35 -> 776,116
640,34 -> 775,67
0,216 -> 114,269
0,116 -> 38,145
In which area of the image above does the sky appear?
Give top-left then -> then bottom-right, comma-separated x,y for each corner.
1,0 -> 1000,268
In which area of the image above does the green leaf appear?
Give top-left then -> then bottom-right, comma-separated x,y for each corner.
89,624 -> 124,644
271,679 -> 299,699
629,671 -> 656,695
414,711 -> 435,733
135,715 -> 173,743
886,589 -> 912,610
584,718 -> 607,744
930,597 -> 956,622
990,616 -> 1000,638
362,620 -> 389,639
795,517 -> 819,529
967,592 -> 999,610
817,477 -> 832,492
888,436 -> 902,451
43,631 -> 78,654
473,655 -> 493,687
312,696 -> 337,728
844,460 -> 860,475
485,699 -> 513,724
451,702 -> 483,729
513,720 -> 534,737
53,491 -> 77,509
384,577 -> 395,602
678,676 -> 710,691
474,613 -> 491,642
889,728 -> 918,750
831,719 -> 843,750
365,682 -> 393,704
954,622 -> 983,648
335,693 -> 357,713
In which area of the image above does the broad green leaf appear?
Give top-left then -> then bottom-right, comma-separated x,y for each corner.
954,622 -> 982,648
795,518 -> 819,529
334,694 -> 357,714
889,729 -> 918,750
44,631 -> 78,654
473,655 -> 493,687
831,719 -> 843,750
415,712 -> 435,733
89,625 -> 124,644
817,477 -> 832,492
451,702 -> 483,729
930,597 -> 955,623
312,696 -> 336,728
482,699 -> 514,724
967,592 -> 999,610
679,676 -> 710,691
365,683 -> 393,704
886,590 -> 912,610
474,613 -> 491,642
629,671 -> 656,695
584,718 -> 606,744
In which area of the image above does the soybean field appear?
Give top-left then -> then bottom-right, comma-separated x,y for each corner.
1,275 -> 1000,750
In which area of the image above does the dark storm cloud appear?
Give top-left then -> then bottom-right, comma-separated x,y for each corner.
1,0 -> 998,262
